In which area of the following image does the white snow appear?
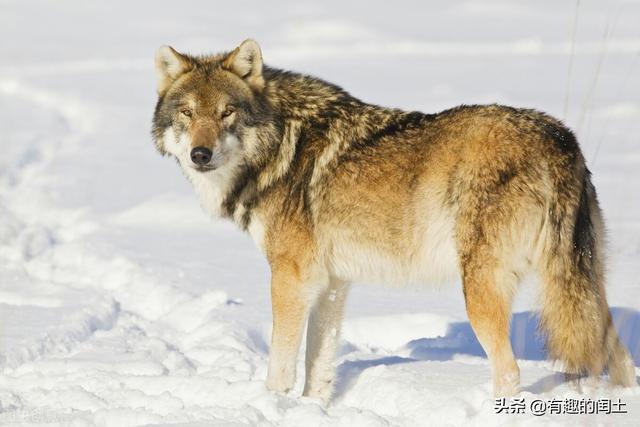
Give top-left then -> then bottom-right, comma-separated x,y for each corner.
1,0 -> 639,425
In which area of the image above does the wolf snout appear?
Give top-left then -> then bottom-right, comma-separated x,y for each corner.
191,147 -> 212,166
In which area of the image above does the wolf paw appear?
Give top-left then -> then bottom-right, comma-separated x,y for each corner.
303,378 -> 334,405
494,371 -> 521,397
266,368 -> 295,393
609,352 -> 638,388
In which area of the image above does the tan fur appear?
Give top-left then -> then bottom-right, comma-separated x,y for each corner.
152,40 -> 637,403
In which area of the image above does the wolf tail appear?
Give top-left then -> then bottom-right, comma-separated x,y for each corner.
538,162 -> 636,385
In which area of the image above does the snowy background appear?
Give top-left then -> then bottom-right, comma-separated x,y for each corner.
1,0 -> 639,425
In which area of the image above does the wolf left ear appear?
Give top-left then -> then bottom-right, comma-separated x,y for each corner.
222,39 -> 264,91
155,45 -> 192,94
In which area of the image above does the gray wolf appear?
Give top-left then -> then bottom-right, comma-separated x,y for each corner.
151,39 -> 637,403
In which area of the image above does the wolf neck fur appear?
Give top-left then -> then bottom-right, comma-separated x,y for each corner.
211,67 -> 427,230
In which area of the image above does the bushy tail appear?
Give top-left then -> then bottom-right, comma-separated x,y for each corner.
539,169 -> 636,385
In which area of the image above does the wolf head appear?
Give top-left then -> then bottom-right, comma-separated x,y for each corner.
152,39 -> 274,175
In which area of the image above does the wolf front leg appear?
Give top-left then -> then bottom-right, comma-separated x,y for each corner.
303,280 -> 350,403
266,257 -> 319,394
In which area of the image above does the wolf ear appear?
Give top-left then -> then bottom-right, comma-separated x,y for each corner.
222,39 -> 264,90
155,46 -> 192,94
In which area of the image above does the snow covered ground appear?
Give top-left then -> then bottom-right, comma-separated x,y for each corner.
1,0 -> 639,425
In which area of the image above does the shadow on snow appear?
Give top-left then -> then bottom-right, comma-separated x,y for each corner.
334,307 -> 640,398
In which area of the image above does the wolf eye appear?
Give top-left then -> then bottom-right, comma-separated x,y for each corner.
181,109 -> 192,117
221,106 -> 235,118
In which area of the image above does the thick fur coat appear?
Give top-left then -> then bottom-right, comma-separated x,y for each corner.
152,39 -> 636,402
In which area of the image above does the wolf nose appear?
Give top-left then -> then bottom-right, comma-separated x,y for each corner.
191,147 -> 212,166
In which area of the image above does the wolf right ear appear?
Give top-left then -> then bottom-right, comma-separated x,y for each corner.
222,39 -> 265,91
155,46 -> 192,94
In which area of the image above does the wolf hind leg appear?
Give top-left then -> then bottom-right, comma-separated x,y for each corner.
461,254 -> 521,397
604,319 -> 636,387
303,279 -> 350,403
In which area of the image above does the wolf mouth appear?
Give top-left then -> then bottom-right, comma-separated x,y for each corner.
192,165 -> 217,172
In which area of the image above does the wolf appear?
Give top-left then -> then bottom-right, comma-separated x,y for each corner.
151,39 -> 637,402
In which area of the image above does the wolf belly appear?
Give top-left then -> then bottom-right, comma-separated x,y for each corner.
328,212 -> 460,286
